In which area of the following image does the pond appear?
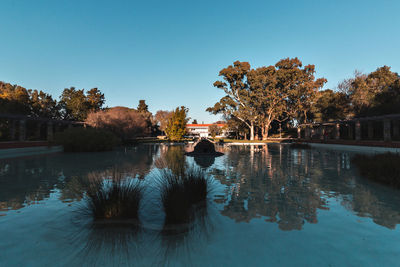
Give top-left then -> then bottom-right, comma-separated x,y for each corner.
0,144 -> 399,266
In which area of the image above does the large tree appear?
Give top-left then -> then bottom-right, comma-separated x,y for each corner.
207,61 -> 258,140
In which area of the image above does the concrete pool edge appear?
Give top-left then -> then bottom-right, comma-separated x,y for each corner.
0,145 -> 63,159
306,142 -> 400,153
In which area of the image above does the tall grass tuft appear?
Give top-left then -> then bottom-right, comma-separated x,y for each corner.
86,172 -> 143,221
352,152 -> 400,188
159,168 -> 212,226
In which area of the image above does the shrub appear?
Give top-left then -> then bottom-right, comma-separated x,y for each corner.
85,172 -> 143,221
289,143 -> 311,149
159,168 -> 212,226
352,152 -> 400,188
55,127 -> 118,152
86,107 -> 149,141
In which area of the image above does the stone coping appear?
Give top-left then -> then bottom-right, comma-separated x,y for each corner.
0,146 -> 63,159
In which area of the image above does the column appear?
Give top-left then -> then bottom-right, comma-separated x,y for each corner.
47,122 -> 54,142
19,120 -> 26,141
305,127 -> 310,139
35,122 -> 42,140
319,126 -> 325,140
384,119 -> 391,142
9,120 -> 16,140
367,121 -> 373,140
297,127 -> 301,139
348,124 -> 354,140
355,120 -> 361,141
335,123 -> 340,140
393,120 -> 399,138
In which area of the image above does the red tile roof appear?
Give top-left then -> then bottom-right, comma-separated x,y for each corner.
186,124 -> 225,127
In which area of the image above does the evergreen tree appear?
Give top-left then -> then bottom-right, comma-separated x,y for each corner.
137,100 -> 148,113
165,106 -> 189,141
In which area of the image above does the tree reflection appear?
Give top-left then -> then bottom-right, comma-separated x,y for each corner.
212,145 -> 400,230
0,145 -> 159,212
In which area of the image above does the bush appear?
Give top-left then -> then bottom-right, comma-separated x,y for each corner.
85,172 -> 143,221
86,107 -> 150,141
289,143 -> 311,149
352,152 -> 400,188
55,127 -> 118,152
159,168 -> 212,225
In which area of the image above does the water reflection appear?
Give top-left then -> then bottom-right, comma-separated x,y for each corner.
0,145 -> 158,212
212,144 -> 400,230
2,143 -> 400,233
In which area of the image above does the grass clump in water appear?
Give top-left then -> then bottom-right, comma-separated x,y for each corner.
159,168 -> 212,226
86,172 -> 143,221
352,152 -> 400,188
289,143 -> 311,149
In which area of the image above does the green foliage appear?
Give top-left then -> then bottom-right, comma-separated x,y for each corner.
165,106 -> 189,141
339,66 -> 400,117
59,87 -> 105,121
352,153 -> 400,188
208,124 -> 221,138
55,127 -> 118,152
312,89 -> 350,122
0,81 -> 59,118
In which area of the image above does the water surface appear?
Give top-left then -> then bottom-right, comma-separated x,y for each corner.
0,144 -> 399,266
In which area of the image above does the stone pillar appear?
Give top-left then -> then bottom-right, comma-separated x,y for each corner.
355,120 -> 361,141
348,124 -> 354,140
311,128 -> 315,139
320,126 -> 325,140
297,127 -> 301,139
305,127 -> 310,139
35,123 -> 42,140
335,123 -> 340,140
367,121 -> 373,140
393,120 -> 399,138
47,122 -> 54,142
19,120 -> 26,141
384,119 -> 391,142
9,120 -> 16,140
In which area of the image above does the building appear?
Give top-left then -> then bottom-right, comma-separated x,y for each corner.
186,123 -> 227,138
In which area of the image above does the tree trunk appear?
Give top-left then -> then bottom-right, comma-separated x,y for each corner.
250,122 -> 254,141
262,121 -> 271,140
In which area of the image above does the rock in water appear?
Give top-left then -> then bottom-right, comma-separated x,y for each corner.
185,139 -> 224,157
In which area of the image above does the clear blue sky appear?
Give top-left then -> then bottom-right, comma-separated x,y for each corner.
1,0 -> 399,122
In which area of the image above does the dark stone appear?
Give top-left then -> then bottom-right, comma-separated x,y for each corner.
193,139 -> 216,153
185,139 -> 224,157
